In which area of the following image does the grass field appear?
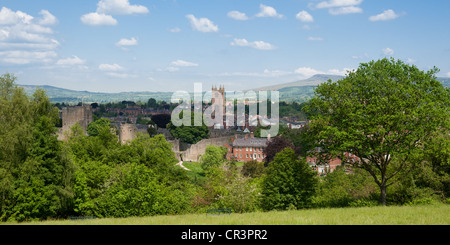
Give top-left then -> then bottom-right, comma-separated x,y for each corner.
9,204 -> 450,225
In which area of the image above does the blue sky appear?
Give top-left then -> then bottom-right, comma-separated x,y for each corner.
1,0 -> 449,92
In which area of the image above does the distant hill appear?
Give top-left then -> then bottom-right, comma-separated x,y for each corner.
252,74 -> 344,91
20,85 -> 174,104
254,74 -> 450,103
20,75 -> 450,104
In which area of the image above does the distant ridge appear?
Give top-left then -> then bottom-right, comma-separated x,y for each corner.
19,75 -> 450,104
252,74 -> 344,91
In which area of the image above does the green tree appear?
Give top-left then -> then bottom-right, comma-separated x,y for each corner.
168,111 -> 210,144
200,145 -> 228,170
261,148 -> 318,210
0,73 -> 75,221
242,160 -> 265,178
87,118 -> 113,137
303,58 -> 450,205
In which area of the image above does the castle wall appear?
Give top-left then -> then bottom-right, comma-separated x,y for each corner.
58,105 -> 93,140
175,136 -> 233,162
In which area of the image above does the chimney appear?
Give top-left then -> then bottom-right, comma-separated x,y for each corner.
267,134 -> 271,142
250,132 -> 254,138
245,134 -> 248,140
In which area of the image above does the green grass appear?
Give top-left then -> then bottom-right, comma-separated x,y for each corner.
9,204 -> 450,225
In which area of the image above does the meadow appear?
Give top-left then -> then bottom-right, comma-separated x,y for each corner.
10,204 -> 449,225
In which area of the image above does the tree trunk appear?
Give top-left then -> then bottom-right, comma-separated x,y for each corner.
380,184 -> 387,206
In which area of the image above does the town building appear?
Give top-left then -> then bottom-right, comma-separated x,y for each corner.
306,147 -> 360,176
225,132 -> 270,162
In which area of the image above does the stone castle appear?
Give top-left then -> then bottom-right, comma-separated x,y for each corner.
58,104 -> 93,140
56,103 -> 241,162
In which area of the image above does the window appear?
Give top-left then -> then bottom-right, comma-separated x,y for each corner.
246,147 -> 248,151
258,154 -> 261,158
246,154 -> 248,158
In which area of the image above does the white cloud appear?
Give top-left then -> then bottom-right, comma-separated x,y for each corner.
446,72 -> 450,78
170,60 -> 199,67
328,68 -> 353,76
218,69 -> 292,78
316,0 -> 363,9
0,50 -> 57,64
369,9 -> 400,21
56,55 -> 86,66
329,6 -> 363,15
294,67 -> 323,77
38,10 -> 58,25
230,38 -> 276,50
186,14 -> 218,33
406,58 -> 416,63
99,63 -> 124,71
96,0 -> 149,15
296,11 -> 314,22
170,27 -> 181,33
0,7 -> 60,64
0,7 -> 34,25
105,72 -> 136,78
295,67 -> 352,77
382,48 -> 394,56
308,37 -> 324,41
164,66 -> 180,72
227,11 -> 249,21
256,4 -> 284,19
80,12 -> 117,26
115,37 -> 138,47
352,53 -> 369,59
314,0 -> 363,15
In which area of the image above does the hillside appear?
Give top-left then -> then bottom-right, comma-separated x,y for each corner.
20,75 -> 450,104
20,85 -> 174,104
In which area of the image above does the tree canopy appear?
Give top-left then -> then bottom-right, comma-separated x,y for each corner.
303,58 -> 450,205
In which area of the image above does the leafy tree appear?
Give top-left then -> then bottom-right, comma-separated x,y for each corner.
168,111 -> 209,144
261,148 -> 318,210
262,136 -> 295,166
152,114 -> 171,128
87,118 -> 113,137
147,98 -> 157,108
242,160 -> 265,178
200,145 -> 228,170
0,73 -> 75,221
303,58 -> 450,205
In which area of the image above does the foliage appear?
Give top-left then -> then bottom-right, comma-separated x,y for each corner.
151,114 -> 172,128
262,136 -> 295,166
87,118 -> 114,137
168,111 -> 210,144
261,148 -> 318,210
303,58 -> 450,205
312,167 -> 378,208
242,160 -> 265,178
0,73 -> 75,221
196,165 -> 261,213
200,145 -> 228,170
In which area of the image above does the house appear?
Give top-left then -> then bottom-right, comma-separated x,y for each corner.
225,132 -> 270,162
306,147 -> 360,176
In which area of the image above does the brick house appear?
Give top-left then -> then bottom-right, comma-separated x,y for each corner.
225,132 -> 270,162
306,148 -> 360,176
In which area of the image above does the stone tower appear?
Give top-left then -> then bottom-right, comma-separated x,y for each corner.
59,104 -> 93,140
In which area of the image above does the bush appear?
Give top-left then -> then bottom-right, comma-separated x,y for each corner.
312,167 -> 378,208
261,148 -> 318,211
